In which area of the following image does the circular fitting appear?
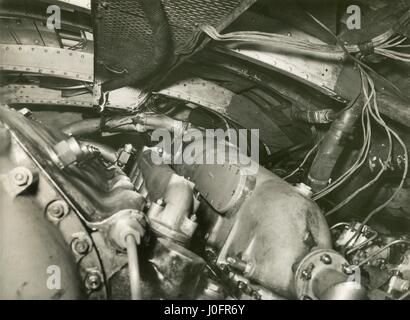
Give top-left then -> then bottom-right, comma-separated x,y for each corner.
13,171 -> 29,186
301,267 -> 313,281
85,271 -> 103,291
342,263 -> 354,275
156,198 -> 165,206
11,167 -> 33,187
320,254 -> 332,265
294,249 -> 351,300
227,256 -> 253,275
71,234 -> 92,255
108,210 -> 145,250
46,200 -> 69,220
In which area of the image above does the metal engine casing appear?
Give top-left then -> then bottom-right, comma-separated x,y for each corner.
169,140 -> 332,298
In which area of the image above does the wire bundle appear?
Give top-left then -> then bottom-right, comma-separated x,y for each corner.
283,66 -> 408,220
320,66 -> 408,219
375,35 -> 410,62
201,15 -> 409,220
200,25 -> 410,63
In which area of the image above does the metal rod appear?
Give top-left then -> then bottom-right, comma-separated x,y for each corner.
126,234 -> 141,300
352,239 -> 410,270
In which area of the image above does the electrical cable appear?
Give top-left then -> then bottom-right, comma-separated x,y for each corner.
283,137 -> 323,180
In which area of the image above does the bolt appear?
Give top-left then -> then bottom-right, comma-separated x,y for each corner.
47,200 -> 68,219
85,272 -> 102,291
204,248 -> 215,260
227,256 -> 249,274
124,144 -> 133,153
342,263 -> 354,275
156,198 -> 165,206
251,290 -> 261,300
237,281 -> 247,291
320,254 -> 332,265
218,263 -> 228,272
13,171 -> 28,186
301,263 -> 314,281
301,269 -> 312,281
72,237 -> 90,255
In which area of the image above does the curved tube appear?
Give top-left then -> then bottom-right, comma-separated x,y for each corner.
101,0 -> 173,92
62,118 -> 102,136
353,239 -> 410,270
126,234 -> 142,300
307,101 -> 363,192
80,141 -> 117,163
62,114 -> 185,137
139,153 -> 195,243
292,109 -> 336,124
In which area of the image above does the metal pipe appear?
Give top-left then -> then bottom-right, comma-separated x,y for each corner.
353,239 -> 410,270
62,114 -> 185,136
79,140 -> 117,163
292,109 -> 336,124
126,234 -> 141,300
307,100 -> 363,192
139,151 -> 195,243
101,0 -> 173,92
62,118 -> 101,136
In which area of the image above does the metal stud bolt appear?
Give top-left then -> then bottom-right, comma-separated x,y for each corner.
85,271 -> 102,291
47,200 -> 69,220
72,237 -> 90,255
13,171 -> 28,186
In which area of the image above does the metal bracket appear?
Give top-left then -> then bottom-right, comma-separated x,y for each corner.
0,166 -> 38,197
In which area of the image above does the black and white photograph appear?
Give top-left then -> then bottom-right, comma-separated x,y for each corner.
0,0 -> 410,305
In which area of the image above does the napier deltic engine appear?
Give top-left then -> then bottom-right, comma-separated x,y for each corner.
1,0 -> 410,300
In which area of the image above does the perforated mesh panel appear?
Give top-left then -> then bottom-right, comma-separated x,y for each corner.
95,0 -> 256,76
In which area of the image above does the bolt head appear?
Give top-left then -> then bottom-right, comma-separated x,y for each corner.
85,272 -> 102,291
342,263 -> 354,275
320,254 -> 332,265
72,238 -> 90,255
47,200 -> 68,219
13,172 -> 28,186
237,281 -> 247,290
156,198 -> 165,206
48,205 -> 64,218
301,269 -> 312,280
124,144 -> 133,153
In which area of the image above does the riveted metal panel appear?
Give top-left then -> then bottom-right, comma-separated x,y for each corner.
0,84 -> 93,107
0,44 -> 93,81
